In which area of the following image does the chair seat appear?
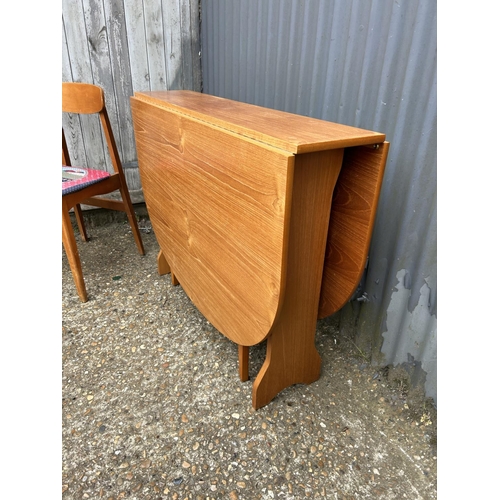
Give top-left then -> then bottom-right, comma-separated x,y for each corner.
62,166 -> 110,196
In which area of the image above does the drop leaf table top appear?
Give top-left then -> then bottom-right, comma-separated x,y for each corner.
131,91 -> 389,409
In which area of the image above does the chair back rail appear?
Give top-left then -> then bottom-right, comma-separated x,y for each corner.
62,82 -> 104,114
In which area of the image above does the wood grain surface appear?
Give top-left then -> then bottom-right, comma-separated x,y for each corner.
318,142 -> 390,318
133,91 -> 385,154
131,95 -> 294,346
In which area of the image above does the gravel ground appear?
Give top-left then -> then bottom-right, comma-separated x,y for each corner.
62,210 -> 437,499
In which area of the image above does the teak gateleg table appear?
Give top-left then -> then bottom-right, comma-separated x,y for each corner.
130,91 -> 389,409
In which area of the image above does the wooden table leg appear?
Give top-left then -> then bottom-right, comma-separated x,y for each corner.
238,345 -> 249,382
157,250 -> 170,275
171,273 -> 179,286
157,249 -> 179,285
252,149 -> 344,409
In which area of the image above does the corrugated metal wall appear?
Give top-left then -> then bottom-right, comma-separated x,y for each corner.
201,0 -> 437,404
62,0 -> 202,201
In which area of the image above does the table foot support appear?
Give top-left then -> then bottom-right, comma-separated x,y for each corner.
253,328 -> 321,409
251,148 -> 344,409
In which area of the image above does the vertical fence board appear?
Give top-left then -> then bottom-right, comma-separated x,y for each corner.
123,1 -> 149,92
163,0 -> 183,89
62,19 -> 87,168
144,0 -> 169,90
102,0 -> 136,163
63,0 -> 107,171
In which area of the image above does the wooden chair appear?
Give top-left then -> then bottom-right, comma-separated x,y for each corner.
62,82 -> 145,302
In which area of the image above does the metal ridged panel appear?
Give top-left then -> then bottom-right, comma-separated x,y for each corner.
201,0 -> 437,403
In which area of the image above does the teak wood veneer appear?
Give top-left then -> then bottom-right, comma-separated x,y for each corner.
130,90 -> 389,409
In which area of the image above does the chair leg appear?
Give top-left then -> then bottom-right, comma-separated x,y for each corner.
62,208 -> 88,302
74,204 -> 89,242
119,184 -> 145,255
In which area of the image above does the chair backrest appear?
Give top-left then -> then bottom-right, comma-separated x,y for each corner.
62,82 -> 104,114
62,82 -> 124,175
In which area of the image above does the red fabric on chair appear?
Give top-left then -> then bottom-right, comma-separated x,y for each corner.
62,166 -> 111,195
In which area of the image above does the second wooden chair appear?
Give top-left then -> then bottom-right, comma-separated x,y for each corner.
62,82 -> 145,302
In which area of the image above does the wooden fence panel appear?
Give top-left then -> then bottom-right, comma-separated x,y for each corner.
62,0 -> 202,199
